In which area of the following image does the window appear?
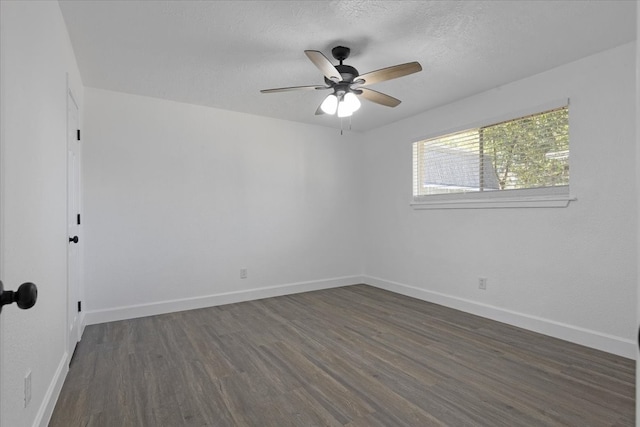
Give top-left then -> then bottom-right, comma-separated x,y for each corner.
412,105 -> 572,209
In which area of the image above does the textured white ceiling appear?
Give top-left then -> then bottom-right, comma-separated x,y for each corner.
58,0 -> 636,132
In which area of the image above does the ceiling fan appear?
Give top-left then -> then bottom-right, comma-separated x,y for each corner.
260,46 -> 422,118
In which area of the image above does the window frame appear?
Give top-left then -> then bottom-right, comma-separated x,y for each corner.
410,99 -> 575,210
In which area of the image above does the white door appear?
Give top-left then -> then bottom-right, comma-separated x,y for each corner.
67,90 -> 81,361
0,198 -> 3,427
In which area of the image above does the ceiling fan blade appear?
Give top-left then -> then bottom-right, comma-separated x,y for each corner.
260,85 -> 330,93
356,62 -> 422,86
359,88 -> 401,107
304,50 -> 341,82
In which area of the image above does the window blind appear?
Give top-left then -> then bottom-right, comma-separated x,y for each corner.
413,106 -> 569,199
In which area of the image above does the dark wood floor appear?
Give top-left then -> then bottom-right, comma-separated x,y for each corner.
50,285 -> 634,426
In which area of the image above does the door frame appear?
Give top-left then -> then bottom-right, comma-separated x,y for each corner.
635,6 -> 639,424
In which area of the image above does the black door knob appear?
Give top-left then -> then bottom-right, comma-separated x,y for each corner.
69,236 -> 79,244
0,281 -> 38,313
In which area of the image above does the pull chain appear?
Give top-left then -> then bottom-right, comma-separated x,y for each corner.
339,116 -> 353,136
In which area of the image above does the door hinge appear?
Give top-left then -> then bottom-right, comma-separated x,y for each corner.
77,129 -> 81,141
77,213 -> 81,225
77,301 -> 82,312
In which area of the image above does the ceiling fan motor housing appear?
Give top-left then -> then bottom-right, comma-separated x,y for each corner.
324,64 -> 359,85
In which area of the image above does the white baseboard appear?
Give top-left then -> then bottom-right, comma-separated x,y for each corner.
81,274 -> 634,359
363,275 -> 636,360
35,352 -> 69,427
83,275 -> 365,326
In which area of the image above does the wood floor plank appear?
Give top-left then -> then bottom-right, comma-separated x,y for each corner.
50,284 -> 634,426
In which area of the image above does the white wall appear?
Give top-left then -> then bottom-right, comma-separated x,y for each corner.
82,89 -> 363,323
0,1 -> 83,427
362,43 -> 637,358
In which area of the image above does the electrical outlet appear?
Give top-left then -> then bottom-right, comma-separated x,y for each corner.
478,277 -> 487,290
24,371 -> 32,408
240,268 -> 247,279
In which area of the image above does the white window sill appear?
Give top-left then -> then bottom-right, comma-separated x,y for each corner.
411,193 -> 576,210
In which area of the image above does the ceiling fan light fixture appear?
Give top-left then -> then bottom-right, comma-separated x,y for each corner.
337,97 -> 353,118
320,94 -> 338,115
343,92 -> 361,112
